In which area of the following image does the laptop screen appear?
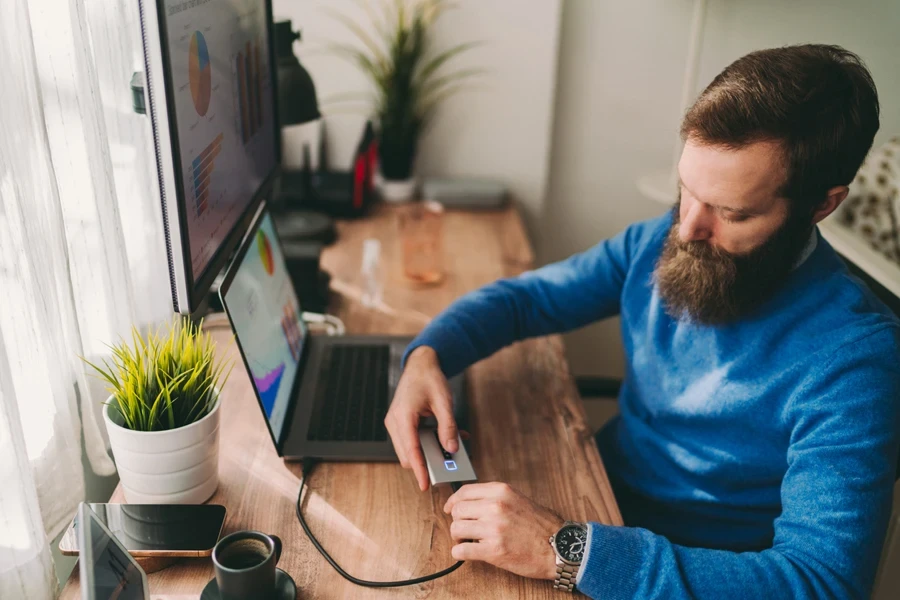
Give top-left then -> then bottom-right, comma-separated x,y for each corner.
221,210 -> 306,443
78,504 -> 147,600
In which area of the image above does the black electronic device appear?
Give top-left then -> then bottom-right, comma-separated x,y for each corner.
280,241 -> 330,314
218,201 -> 468,461
274,210 -> 336,245
59,503 -> 227,557
78,503 -> 150,600
275,121 -> 377,218
276,171 -> 365,218
138,0 -> 281,314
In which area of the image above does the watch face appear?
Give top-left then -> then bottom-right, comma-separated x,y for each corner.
555,524 -> 587,563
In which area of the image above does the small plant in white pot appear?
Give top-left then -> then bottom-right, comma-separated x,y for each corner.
82,319 -> 232,504
327,0 -> 481,202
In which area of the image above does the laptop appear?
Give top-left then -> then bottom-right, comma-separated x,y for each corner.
77,503 -> 149,600
219,202 -> 467,461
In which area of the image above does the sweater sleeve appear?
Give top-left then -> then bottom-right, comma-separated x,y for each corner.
576,328 -> 900,600
403,222 -> 646,377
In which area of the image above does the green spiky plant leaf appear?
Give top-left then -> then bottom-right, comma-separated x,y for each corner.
81,318 -> 233,432
326,0 -> 483,180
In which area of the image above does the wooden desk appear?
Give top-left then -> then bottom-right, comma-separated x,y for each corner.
61,204 -> 622,599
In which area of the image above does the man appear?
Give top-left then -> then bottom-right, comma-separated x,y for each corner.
384,44 -> 900,599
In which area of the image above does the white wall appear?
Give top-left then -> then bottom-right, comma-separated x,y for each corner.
272,0 -> 562,241
272,0 -> 900,378
545,0 -> 900,378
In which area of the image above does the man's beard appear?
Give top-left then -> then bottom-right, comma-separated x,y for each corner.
654,200 -> 813,325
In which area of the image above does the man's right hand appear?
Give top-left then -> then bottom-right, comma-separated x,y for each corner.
384,346 -> 459,491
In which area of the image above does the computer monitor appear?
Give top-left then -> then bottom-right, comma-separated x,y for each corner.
138,0 -> 280,314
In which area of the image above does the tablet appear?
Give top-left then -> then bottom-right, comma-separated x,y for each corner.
77,503 -> 149,600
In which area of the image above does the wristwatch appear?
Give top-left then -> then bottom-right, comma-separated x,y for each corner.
549,521 -> 587,592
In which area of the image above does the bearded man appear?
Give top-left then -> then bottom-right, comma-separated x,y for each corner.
385,44 -> 900,599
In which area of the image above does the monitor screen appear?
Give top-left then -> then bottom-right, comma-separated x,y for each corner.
79,504 -> 147,600
149,0 -> 278,311
221,210 -> 305,442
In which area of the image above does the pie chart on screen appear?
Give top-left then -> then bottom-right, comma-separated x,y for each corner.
189,31 -> 211,116
258,230 -> 275,275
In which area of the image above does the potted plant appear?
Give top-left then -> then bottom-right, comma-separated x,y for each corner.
82,318 -> 232,504
328,0 -> 480,202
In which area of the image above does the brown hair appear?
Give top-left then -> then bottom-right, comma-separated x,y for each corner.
681,44 -> 879,215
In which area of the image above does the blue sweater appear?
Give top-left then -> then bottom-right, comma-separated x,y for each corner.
405,212 -> 900,599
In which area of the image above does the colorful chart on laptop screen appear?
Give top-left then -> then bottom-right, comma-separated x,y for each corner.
222,213 -> 305,442
258,229 -> 274,275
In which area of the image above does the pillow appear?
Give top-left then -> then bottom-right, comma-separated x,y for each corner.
837,136 -> 900,265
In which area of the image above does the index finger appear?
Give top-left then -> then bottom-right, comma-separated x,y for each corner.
443,482 -> 501,513
385,414 -> 409,468
401,419 -> 430,491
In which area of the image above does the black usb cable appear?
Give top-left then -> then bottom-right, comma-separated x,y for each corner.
295,458 -> 465,588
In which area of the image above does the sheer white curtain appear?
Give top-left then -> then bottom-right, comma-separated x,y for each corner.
0,0 -> 172,596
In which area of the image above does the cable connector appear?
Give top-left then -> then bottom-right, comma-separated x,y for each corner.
302,456 -> 318,476
301,311 -> 346,336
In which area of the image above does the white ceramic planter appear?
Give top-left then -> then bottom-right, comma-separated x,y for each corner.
380,178 -> 417,203
103,394 -> 220,504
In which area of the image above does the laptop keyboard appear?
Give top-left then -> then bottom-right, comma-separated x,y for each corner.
307,345 -> 391,442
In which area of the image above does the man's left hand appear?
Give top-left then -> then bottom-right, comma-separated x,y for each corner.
444,482 -> 565,580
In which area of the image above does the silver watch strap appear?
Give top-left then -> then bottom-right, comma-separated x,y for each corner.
554,557 -> 578,592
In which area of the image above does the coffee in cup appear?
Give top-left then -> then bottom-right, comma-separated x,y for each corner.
212,531 -> 282,600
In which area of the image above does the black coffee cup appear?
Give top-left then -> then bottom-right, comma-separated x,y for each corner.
212,531 -> 282,600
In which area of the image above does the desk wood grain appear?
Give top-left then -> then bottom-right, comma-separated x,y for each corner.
60,204 -> 621,599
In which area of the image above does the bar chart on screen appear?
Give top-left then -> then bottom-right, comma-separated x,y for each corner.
192,133 -> 224,217
164,0 -> 277,278
235,37 -> 265,144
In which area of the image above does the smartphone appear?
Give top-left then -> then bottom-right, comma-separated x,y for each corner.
59,503 -> 227,557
